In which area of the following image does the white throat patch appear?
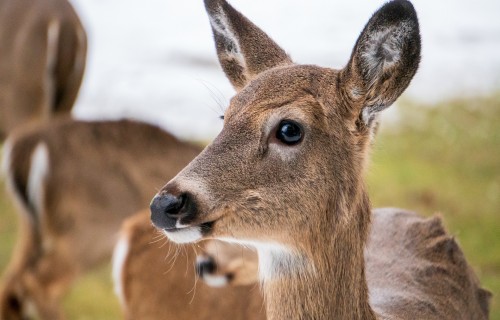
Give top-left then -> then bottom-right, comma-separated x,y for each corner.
218,238 -> 311,283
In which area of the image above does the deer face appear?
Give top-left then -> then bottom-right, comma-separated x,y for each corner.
152,66 -> 359,246
0,280 -> 29,320
151,0 -> 420,259
0,273 -> 56,320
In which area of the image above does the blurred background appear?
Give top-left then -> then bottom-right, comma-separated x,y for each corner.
1,0 -> 499,318
69,0 -> 500,140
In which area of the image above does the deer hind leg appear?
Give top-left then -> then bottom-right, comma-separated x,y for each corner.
1,141 -> 73,319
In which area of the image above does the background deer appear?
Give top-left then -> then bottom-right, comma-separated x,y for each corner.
0,0 -> 87,140
150,0 -> 491,319
196,238 -> 258,288
0,118 -> 200,319
113,209 -> 264,320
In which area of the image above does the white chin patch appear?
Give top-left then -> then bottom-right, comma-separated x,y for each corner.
202,274 -> 229,288
164,227 -> 202,244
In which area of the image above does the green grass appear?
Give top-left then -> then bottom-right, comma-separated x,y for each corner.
0,94 -> 499,318
0,177 -> 17,272
63,265 -> 121,320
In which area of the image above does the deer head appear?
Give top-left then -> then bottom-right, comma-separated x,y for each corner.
152,0 -> 420,253
151,1 -> 420,317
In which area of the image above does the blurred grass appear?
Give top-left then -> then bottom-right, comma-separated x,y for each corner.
369,94 -> 500,318
0,94 -> 499,318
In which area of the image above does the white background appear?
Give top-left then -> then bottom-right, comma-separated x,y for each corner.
69,0 -> 500,140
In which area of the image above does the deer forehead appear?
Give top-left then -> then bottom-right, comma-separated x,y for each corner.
224,65 -> 342,129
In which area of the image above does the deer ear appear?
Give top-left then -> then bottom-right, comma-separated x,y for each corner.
204,0 -> 293,91
342,0 -> 421,126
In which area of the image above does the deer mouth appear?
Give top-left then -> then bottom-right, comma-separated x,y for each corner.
162,221 -> 215,244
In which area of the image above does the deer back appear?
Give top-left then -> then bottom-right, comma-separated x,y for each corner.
367,208 -> 491,319
0,117 -> 200,319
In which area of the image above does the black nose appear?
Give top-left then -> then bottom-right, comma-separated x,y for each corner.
150,193 -> 187,229
196,256 -> 217,277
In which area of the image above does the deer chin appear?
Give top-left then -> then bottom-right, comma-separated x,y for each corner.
163,221 -> 215,244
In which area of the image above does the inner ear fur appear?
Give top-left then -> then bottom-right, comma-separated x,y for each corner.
204,0 -> 293,91
342,0 -> 421,126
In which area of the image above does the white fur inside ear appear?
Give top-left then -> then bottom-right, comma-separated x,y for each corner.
45,20 -> 61,114
361,22 -> 412,85
208,8 -> 247,70
361,27 -> 398,78
74,25 -> 86,80
46,20 -> 60,74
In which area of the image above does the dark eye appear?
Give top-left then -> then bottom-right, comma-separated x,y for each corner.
276,120 -> 303,145
7,294 -> 21,313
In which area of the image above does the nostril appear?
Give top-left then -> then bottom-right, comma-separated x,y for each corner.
7,294 -> 21,313
167,193 -> 186,217
196,257 -> 217,277
150,191 -> 199,231
151,193 -> 186,218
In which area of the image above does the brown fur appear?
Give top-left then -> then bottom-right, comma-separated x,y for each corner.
0,0 -> 87,140
0,118 -> 200,319
198,240 -> 259,287
204,0 -> 291,90
115,209 -> 265,320
153,0 -> 491,319
367,208 -> 492,319
199,208 -> 493,319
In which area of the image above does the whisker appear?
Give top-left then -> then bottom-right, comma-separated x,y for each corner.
149,233 -> 166,245
196,78 -> 228,118
188,245 -> 200,304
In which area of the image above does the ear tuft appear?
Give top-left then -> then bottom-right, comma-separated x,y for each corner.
344,0 -> 421,126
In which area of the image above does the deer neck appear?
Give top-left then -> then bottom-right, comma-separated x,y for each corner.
260,191 -> 376,320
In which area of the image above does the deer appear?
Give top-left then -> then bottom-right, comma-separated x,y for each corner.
196,237 -> 259,288
0,0 -> 87,140
113,208 -> 265,320
0,117 -> 201,319
149,0 -> 492,319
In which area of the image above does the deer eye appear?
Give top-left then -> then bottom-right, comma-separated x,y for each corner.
276,120 -> 303,145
